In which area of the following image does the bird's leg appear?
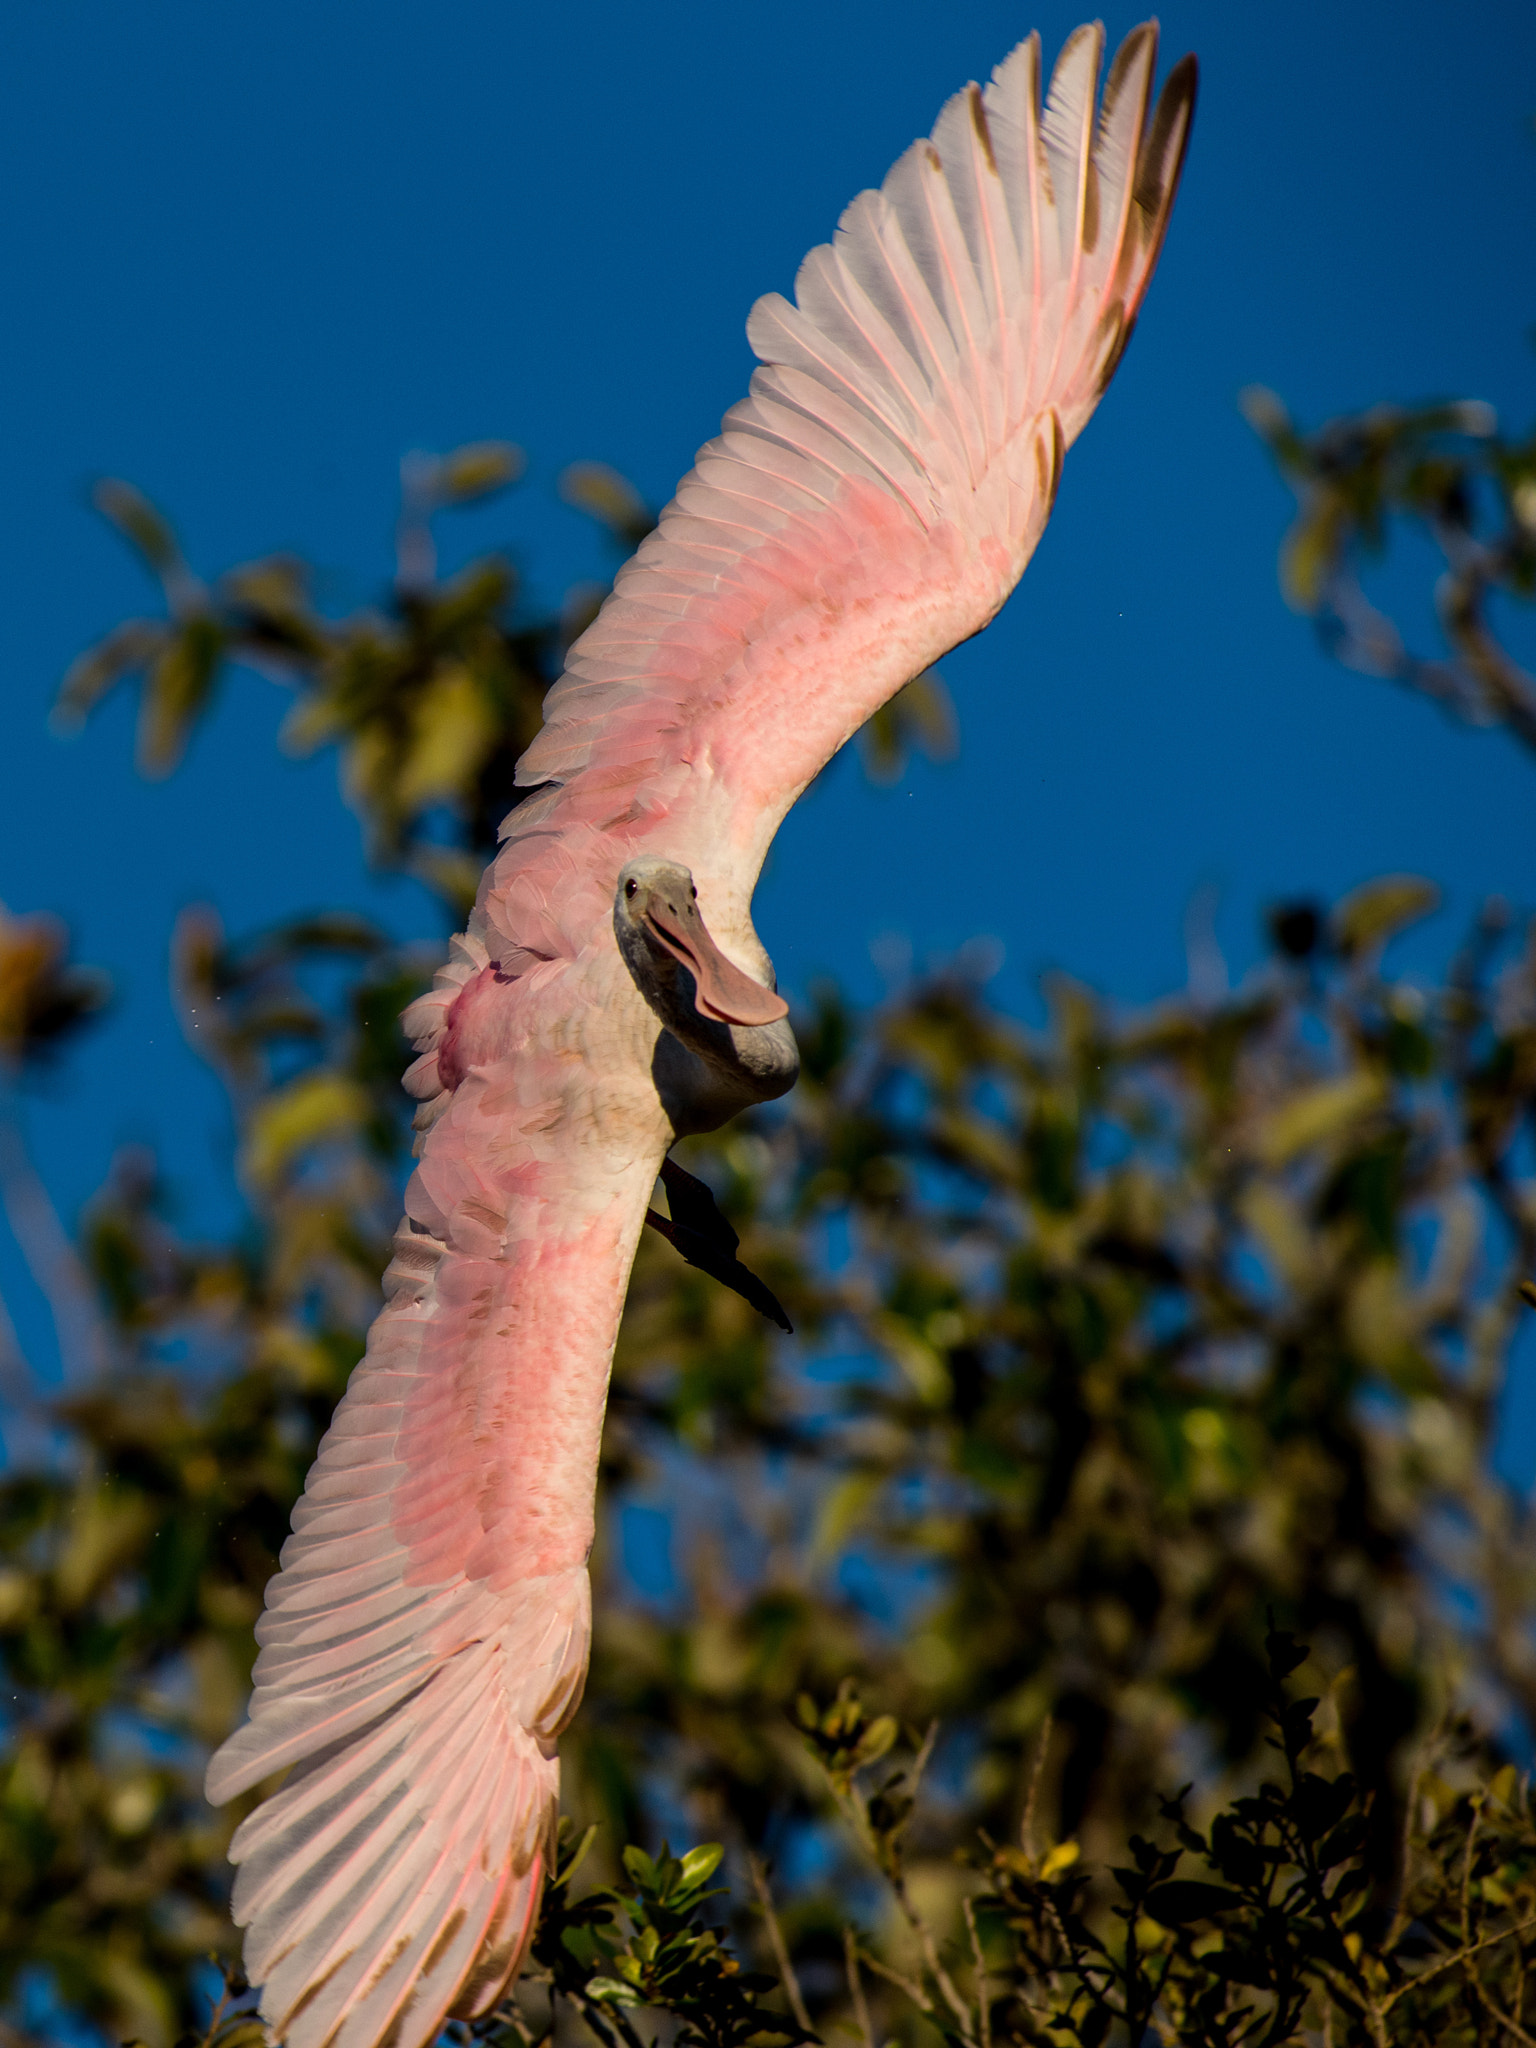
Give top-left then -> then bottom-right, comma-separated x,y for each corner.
645,1155 -> 792,1332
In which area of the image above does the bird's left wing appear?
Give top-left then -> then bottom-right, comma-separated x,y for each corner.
485,24 -> 1194,958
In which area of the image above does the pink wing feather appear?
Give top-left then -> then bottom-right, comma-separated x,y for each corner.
207,26 -> 1194,2048
493,25 -> 1194,936
208,957 -> 665,2048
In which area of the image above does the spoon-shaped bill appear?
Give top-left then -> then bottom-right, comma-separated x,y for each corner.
641,899 -> 789,1026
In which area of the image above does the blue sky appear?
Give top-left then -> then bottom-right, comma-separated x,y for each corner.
1,0 -> 1534,1389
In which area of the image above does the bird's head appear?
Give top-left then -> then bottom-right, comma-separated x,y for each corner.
613,858 -> 788,1029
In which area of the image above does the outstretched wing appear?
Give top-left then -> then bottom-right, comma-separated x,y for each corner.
207,965 -> 666,2048
485,24 -> 1195,962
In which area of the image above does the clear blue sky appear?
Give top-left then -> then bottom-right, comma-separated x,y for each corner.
1,1 -> 1534,1409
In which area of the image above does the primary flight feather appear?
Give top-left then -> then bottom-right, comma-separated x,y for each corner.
207,23 -> 1196,2047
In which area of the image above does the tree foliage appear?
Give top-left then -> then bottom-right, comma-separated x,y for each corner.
1242,385 -> 1536,754
1,398 -> 1533,2048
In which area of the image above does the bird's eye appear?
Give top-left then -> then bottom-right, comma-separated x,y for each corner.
690,885 -> 697,899
625,879 -> 638,899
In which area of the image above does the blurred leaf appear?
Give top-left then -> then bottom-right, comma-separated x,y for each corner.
438,440 -> 524,503
241,1070 -> 371,1190
560,462 -> 655,549
138,617 -> 226,775
857,669 -> 958,784
395,661 -> 501,810
1332,873 -> 1441,956
52,619 -> 168,730
0,905 -> 108,1063
92,478 -> 191,589
1255,1069 -> 1386,1165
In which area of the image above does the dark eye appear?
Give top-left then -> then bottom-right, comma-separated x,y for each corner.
625,879 -> 638,899
690,885 -> 697,900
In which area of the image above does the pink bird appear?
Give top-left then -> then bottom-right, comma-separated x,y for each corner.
206,22 -> 1195,2047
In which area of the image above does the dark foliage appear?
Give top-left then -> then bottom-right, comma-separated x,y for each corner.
1,382 -> 1533,2047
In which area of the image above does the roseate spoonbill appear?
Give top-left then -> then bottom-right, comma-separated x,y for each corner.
206,23 -> 1196,2047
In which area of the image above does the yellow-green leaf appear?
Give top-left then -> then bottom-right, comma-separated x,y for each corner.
679,1843 -> 724,1887
1255,1071 -> 1386,1166
242,1071 -> 371,1191
54,1485 -> 153,1611
852,1714 -> 898,1767
93,477 -> 187,581
1332,874 -> 1440,956
811,1471 -> 881,1561
138,615 -> 225,776
396,661 -> 500,811
438,440 -> 524,502
560,461 -> 653,545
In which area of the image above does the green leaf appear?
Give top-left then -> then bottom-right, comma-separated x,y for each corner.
138,616 -> 226,775
852,1715 -> 899,1768
1079,2004 -> 1111,2048
93,477 -> 190,583
1255,1072 -> 1385,1166
1279,1699 -> 1320,1753
560,462 -> 654,547
584,1976 -> 643,2006
1291,1770 -> 1354,1841
1316,1813 -> 1370,1868
1142,1881 -> 1245,1922
53,619 -> 169,730
1265,1629 -> 1309,1681
437,440 -> 525,503
555,1822 -> 600,1888
394,661 -> 500,811
1332,874 -> 1440,957
678,1843 -> 724,1888
241,1070 -> 371,1191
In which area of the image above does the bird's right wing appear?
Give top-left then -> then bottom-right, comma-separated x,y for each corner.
485,24 -> 1195,964
206,956 -> 667,2048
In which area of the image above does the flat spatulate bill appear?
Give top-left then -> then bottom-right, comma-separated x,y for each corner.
642,898 -> 790,1026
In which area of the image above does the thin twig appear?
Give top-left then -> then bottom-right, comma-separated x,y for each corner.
1020,1714 -> 1053,1860
963,1895 -> 991,2048
910,1719 -> 939,1797
1379,1913 -> 1536,2016
887,1865 -> 973,2038
748,1853 -> 814,2037
891,1720 -> 975,2036
851,1944 -> 933,2013
1479,1999 -> 1536,2048
1460,1795 -> 1483,1952
0,1281 -> 33,1386
0,1119 -> 109,1384
844,1716 -> 973,2041
843,1928 -> 875,2048
1386,1737 -> 1434,1950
